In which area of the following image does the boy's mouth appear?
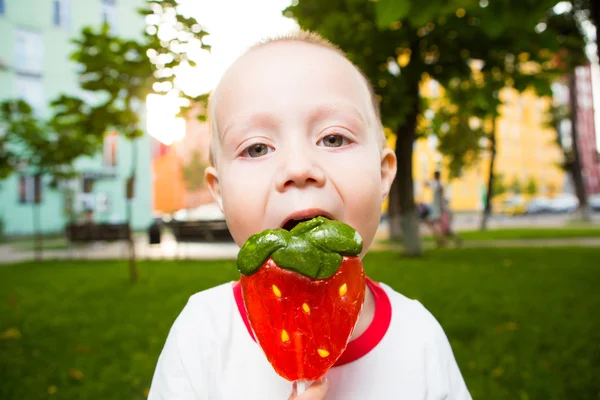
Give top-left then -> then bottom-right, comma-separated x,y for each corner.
281,209 -> 334,231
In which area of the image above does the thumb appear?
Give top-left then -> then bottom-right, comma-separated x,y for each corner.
288,377 -> 329,400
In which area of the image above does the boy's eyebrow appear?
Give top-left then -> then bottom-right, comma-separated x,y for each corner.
308,103 -> 367,128
221,113 -> 280,140
221,103 -> 367,140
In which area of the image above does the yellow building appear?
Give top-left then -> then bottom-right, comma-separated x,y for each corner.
386,81 -> 565,212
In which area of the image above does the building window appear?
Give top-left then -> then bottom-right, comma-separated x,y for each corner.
83,177 -> 94,193
15,29 -> 43,75
52,0 -> 70,29
15,75 -> 44,113
103,132 -> 118,167
101,0 -> 118,32
19,175 -> 42,204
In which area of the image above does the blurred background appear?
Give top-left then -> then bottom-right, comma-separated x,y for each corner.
0,0 -> 599,399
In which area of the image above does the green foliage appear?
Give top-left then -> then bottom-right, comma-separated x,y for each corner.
492,173 -> 507,197
286,0 -> 587,178
510,177 -> 522,194
0,100 -> 94,186
55,0 -> 211,144
525,177 -> 538,195
141,0 -> 210,104
181,150 -> 207,191
0,135 -> 17,180
1,247 -> 600,398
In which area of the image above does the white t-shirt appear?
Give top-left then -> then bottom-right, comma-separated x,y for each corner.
148,279 -> 471,400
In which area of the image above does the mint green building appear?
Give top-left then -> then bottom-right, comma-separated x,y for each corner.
0,0 -> 154,235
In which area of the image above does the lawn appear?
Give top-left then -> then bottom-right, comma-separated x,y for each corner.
0,247 -> 599,399
405,226 -> 600,242
452,226 -> 600,241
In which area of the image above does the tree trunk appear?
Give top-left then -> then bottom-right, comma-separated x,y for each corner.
480,119 -> 497,231
391,81 -> 422,256
32,203 -> 43,262
591,0 -> 600,64
126,138 -> 139,282
387,179 -> 403,239
568,72 -> 590,220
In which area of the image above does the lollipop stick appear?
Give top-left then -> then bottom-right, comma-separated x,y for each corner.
296,380 -> 306,395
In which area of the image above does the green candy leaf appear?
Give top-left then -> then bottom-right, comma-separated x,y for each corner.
237,217 -> 363,279
237,230 -> 289,276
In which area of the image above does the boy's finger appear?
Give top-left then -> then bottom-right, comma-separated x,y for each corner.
292,377 -> 329,400
287,381 -> 298,400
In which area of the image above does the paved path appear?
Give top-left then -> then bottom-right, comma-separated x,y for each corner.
2,232 -> 599,265
0,232 -> 240,264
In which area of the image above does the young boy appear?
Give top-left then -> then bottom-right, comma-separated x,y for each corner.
148,31 -> 471,400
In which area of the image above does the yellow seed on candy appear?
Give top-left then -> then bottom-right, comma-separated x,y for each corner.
339,283 -> 347,297
281,329 -> 290,342
272,285 -> 281,298
317,349 -> 330,357
302,303 -> 310,313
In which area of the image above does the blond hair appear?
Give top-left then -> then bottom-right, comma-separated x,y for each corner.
207,30 -> 384,166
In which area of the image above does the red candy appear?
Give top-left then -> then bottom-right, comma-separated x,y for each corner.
240,256 -> 366,381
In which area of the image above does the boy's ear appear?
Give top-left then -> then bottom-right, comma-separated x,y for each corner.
205,166 -> 223,211
380,148 -> 397,201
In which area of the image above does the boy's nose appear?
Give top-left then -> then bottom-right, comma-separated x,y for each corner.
275,153 -> 326,192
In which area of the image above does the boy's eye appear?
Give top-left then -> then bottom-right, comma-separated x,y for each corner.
244,143 -> 272,158
320,134 -> 347,148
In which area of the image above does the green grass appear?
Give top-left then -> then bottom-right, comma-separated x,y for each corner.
395,226 -> 600,243
0,248 -> 599,399
453,227 -> 600,241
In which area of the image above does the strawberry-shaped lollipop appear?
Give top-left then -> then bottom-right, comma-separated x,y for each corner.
237,217 -> 365,381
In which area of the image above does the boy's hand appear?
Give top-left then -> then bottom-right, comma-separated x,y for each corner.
288,377 -> 329,400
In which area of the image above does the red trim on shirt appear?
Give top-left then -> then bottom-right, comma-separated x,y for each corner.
232,277 -> 392,367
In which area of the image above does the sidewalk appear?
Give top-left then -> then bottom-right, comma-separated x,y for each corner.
0,232 -> 240,265
2,225 -> 599,265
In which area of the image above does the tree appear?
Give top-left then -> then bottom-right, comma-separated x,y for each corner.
493,173 -> 507,197
182,150 -> 208,192
570,0 -> 599,62
525,177 -> 538,196
0,100 -> 101,261
58,0 -> 210,282
0,134 -> 17,180
510,177 -> 523,194
286,0 -> 585,254
420,7 -> 586,230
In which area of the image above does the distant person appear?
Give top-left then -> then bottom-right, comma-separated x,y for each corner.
81,208 -> 94,224
427,171 -> 462,247
148,31 -> 470,399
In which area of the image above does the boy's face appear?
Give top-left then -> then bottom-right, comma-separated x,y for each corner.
205,42 -> 396,255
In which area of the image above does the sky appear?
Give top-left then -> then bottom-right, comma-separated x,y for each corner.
176,0 -> 297,95
147,0 -> 297,144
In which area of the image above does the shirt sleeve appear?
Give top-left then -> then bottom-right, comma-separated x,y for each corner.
147,323 -> 199,400
427,307 -> 472,400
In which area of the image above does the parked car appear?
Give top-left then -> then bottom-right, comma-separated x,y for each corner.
172,203 -> 225,222
496,195 -> 527,216
169,203 -> 233,243
589,194 -> 600,211
548,193 -> 579,213
526,196 -> 551,214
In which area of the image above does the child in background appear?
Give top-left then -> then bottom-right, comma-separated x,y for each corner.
148,31 -> 471,400
429,171 -> 462,247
